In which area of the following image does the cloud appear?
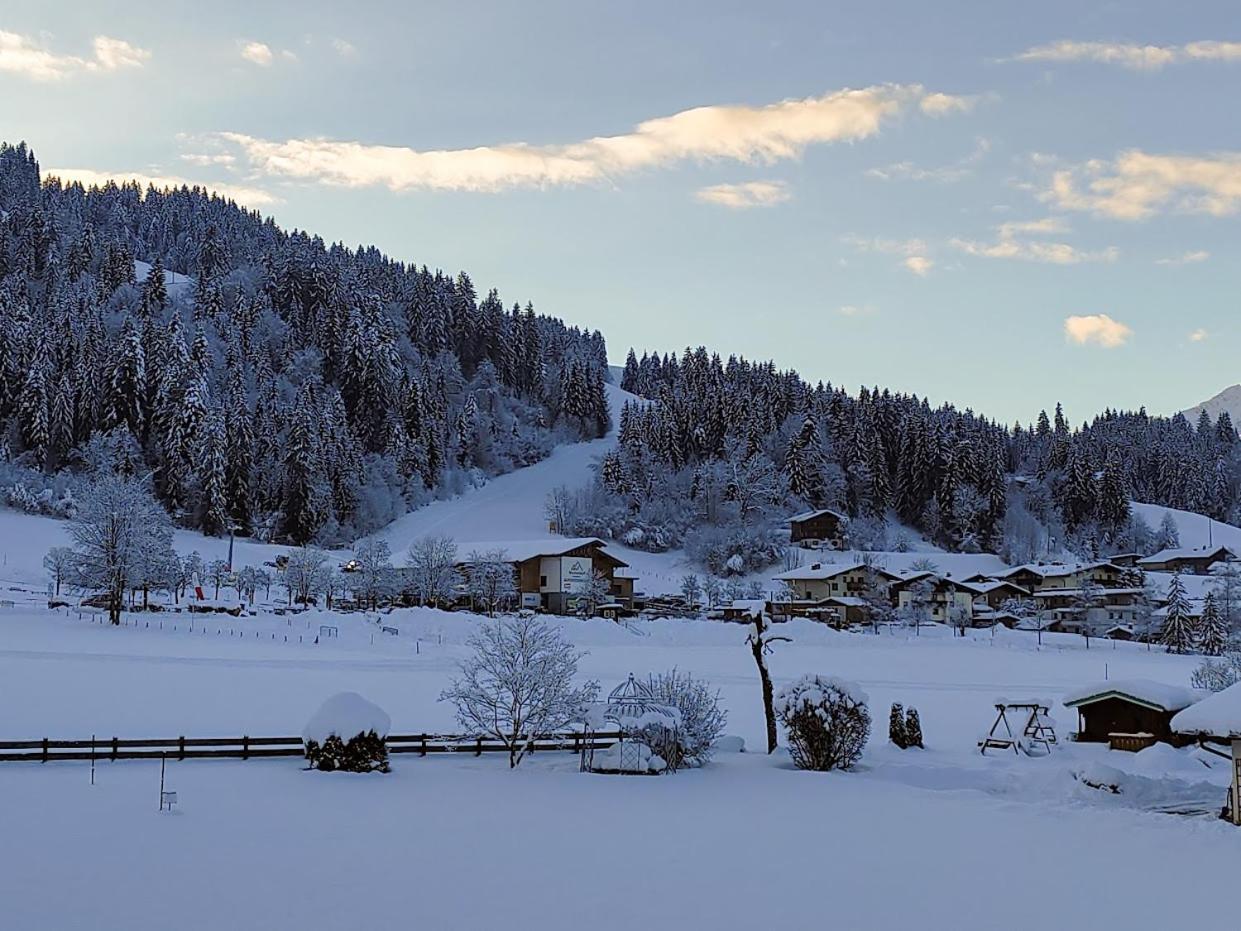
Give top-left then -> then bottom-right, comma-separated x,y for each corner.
919,92 -> 977,115
838,304 -> 877,317
843,234 -> 933,275
1155,250 -> 1210,266
240,41 -> 274,65
1044,150 -> 1241,219
694,180 -> 789,208
1189,328 -> 1209,342
951,216 -> 1117,264
866,137 -> 990,184
0,30 -> 150,81
44,167 -> 276,209
1009,39 -> 1241,70
180,152 -> 237,167
212,84 -> 968,193
331,38 -> 356,57
1064,314 -> 1133,348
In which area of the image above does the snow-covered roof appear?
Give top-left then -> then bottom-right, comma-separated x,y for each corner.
959,579 -> 1029,596
1136,545 -> 1237,566
1030,586 -> 1145,599
1172,682 -> 1241,738
822,596 -> 868,607
726,599 -> 766,617
1063,679 -> 1204,714
455,537 -> 625,565
774,561 -> 897,582
788,508 -> 847,524
997,561 -> 1118,580
303,692 -> 392,743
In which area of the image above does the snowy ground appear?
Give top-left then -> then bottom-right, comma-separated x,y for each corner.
2,603 -> 1239,930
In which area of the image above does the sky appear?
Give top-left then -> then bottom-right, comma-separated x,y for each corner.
2,1 -> 1239,426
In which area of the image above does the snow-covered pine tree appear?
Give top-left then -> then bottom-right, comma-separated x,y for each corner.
1199,589 -> 1228,656
1161,572 -> 1195,654
889,702 -> 908,748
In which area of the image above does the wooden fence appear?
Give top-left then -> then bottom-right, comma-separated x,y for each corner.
0,731 -> 624,764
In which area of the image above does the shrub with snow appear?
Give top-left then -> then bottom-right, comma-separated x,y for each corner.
904,707 -> 924,749
888,702 -> 908,749
645,669 -> 728,768
776,675 -> 870,772
303,692 -> 392,774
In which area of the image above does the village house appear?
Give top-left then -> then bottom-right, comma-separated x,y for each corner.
456,538 -> 632,615
774,561 -> 900,602
1064,680 -> 1204,750
993,560 -> 1126,593
1136,544 -> 1238,575
1033,586 -> 1148,635
786,509 -> 848,549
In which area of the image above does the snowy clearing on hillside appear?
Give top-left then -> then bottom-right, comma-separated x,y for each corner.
2,602 -> 1239,930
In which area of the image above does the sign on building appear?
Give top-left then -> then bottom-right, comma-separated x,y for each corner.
521,592 -> 541,609
561,556 -> 592,593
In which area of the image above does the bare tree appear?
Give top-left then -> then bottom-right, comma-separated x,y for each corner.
465,549 -> 517,616
351,539 -> 395,610
205,558 -> 231,600
43,546 -> 74,596
543,485 -> 575,535
680,573 -> 703,610
441,615 -> 599,767
747,611 -> 791,753
580,569 -> 613,617
283,547 -> 330,606
406,535 -> 461,608
66,475 -> 173,624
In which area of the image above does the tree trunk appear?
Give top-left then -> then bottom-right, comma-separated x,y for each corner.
750,630 -> 778,754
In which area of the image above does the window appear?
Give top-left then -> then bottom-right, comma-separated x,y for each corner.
540,575 -> 547,587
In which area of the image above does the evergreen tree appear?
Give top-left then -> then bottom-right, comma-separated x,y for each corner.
1199,590 -> 1227,656
1161,572 -> 1194,654
888,702 -> 908,748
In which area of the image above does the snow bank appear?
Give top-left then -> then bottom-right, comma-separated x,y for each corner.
303,692 -> 391,743
1171,682 -> 1241,738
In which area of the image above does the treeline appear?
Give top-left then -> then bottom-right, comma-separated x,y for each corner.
0,141 -> 610,544
599,348 -> 1241,567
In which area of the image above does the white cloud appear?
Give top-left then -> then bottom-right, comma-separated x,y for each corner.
1064,313 -> 1133,348
919,92 -> 977,116
842,234 -> 928,257
1155,250 -> 1210,266
903,256 -> 934,276
866,137 -> 990,184
951,216 -> 1117,264
240,41 -> 275,65
694,180 -> 789,208
180,152 -> 237,167
44,167 -> 276,209
1010,39 -> 1241,70
331,38 -> 356,57
1189,328 -> 1209,342
1044,150 -> 1241,219
213,84 -> 968,193
838,304 -> 877,317
0,30 -> 149,81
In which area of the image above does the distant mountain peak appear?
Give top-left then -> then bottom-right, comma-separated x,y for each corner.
1182,385 -> 1241,424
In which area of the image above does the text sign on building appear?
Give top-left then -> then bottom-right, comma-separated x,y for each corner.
561,556 -> 592,593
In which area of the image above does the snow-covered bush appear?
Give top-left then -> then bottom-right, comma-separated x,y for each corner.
645,669 -> 728,768
776,675 -> 870,772
441,615 -> 599,768
302,692 -> 391,773
684,522 -> 785,577
904,707 -> 924,749
888,702 -> 907,748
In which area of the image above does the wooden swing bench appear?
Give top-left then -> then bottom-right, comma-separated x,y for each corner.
980,700 -> 1058,755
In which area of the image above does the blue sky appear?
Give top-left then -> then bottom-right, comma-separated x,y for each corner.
3,1 -> 1240,425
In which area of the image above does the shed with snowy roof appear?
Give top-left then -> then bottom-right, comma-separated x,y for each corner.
1137,545 -> 1238,575
1063,679 -> 1205,748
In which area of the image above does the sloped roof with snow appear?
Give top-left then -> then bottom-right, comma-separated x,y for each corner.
1137,545 -> 1237,566
1172,682 -> 1241,737
455,538 -> 625,565
997,561 -> 1118,580
774,561 -> 899,582
1063,679 -> 1204,713
788,508 -> 848,524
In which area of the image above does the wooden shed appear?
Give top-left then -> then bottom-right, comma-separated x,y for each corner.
1063,680 -> 1204,749
787,509 -> 848,548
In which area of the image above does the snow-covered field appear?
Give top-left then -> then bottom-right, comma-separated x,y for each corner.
2,602 -> 1239,930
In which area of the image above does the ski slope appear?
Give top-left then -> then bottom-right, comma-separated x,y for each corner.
1131,501 -> 1241,552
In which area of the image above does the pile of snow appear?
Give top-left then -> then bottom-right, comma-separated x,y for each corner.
302,692 -> 391,744
1070,760 -> 1224,813
588,741 -> 667,774
1172,682 -> 1241,738
1062,679 -> 1204,713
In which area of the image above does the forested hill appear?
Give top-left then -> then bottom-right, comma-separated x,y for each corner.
599,348 -> 1241,568
0,141 -> 610,544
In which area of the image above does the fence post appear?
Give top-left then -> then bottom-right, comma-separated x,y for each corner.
420,735 -> 427,757
475,736 -> 482,757
178,736 -> 185,761
111,737 -> 118,761
243,735 -> 249,760
41,737 -> 48,763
